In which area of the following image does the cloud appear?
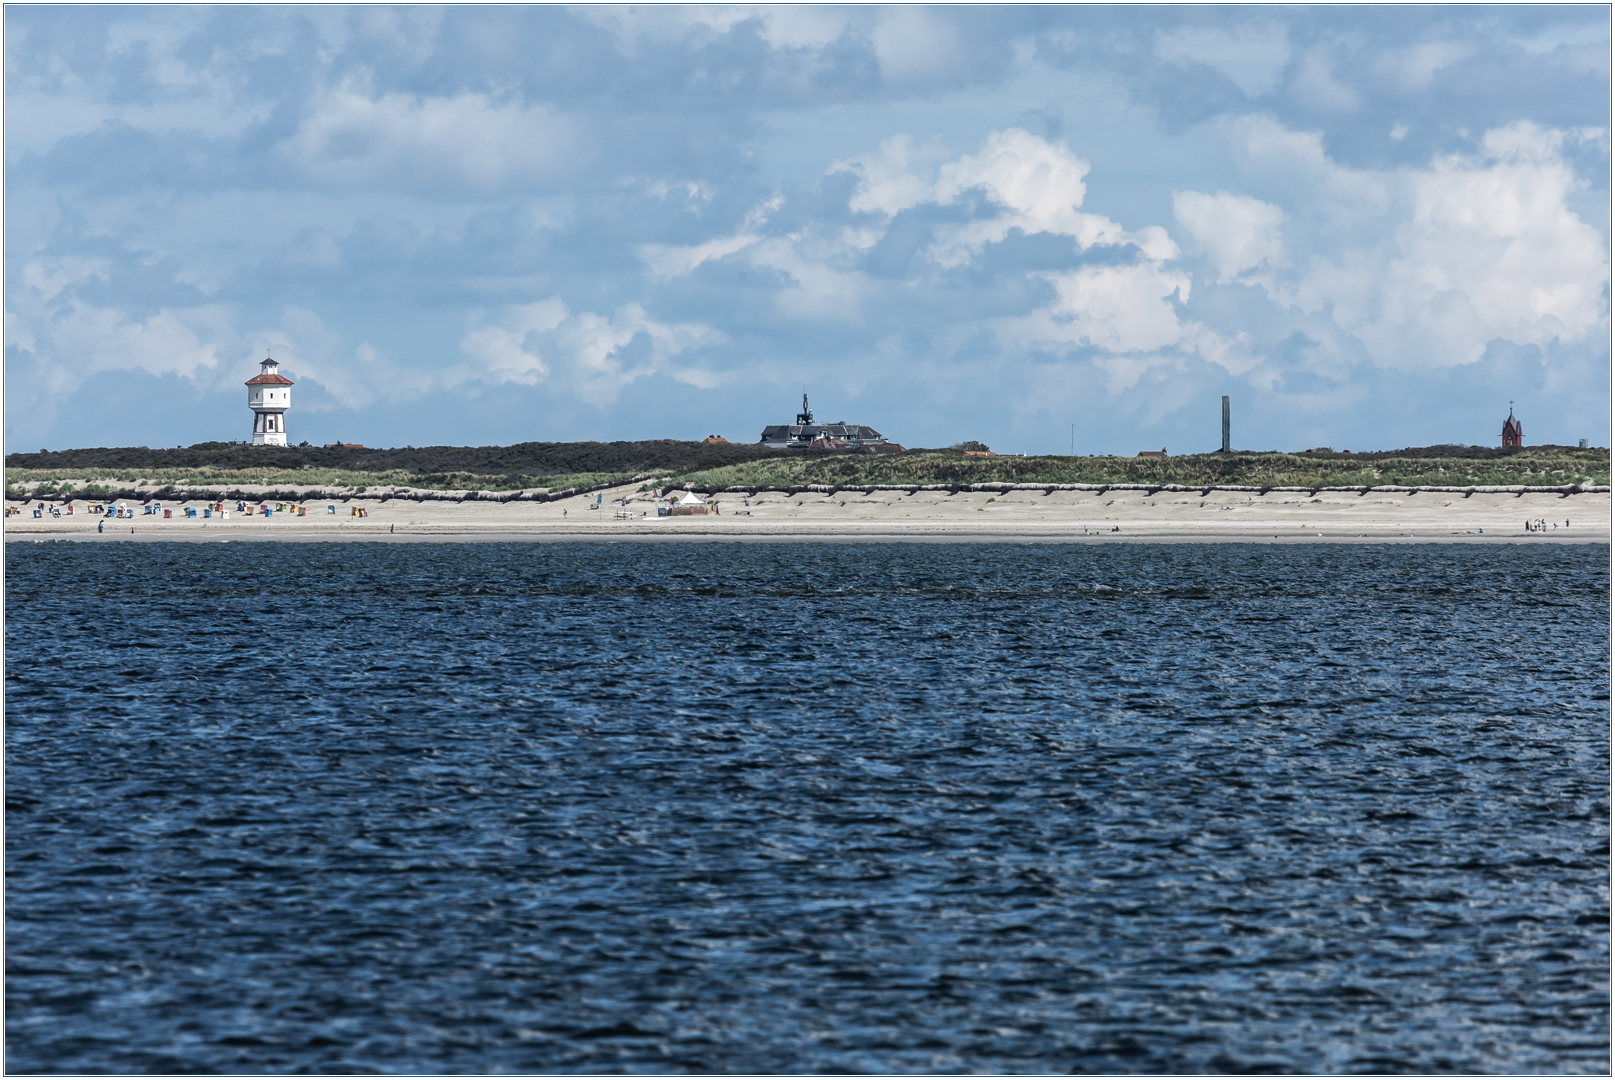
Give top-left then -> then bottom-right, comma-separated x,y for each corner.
1232,115 -> 1389,220
871,8 -> 967,87
835,128 -> 1179,266
558,303 -> 725,407
457,299 -> 568,387
1172,190 -> 1286,281
833,135 -> 944,217
7,256 -> 227,399
1287,47 -> 1360,113
457,299 -> 724,407
635,196 -> 782,279
279,82 -> 583,193
244,308 -> 419,413
1011,262 -> 1193,357
667,6 -> 849,51
752,6 -> 849,51
638,233 -> 761,280
745,236 -> 875,321
931,128 -> 1114,263
1379,40 -> 1473,92
1282,121 -> 1608,369
6,7 -> 1608,456
1153,23 -> 1291,96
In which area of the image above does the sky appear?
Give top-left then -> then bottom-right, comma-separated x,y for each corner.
5,4 -> 1610,455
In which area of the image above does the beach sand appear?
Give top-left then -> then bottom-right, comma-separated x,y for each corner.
6,483 -> 1608,543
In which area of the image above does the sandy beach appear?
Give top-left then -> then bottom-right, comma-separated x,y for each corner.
6,483 -> 1607,543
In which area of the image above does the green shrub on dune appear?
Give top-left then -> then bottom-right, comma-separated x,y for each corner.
4,466 -> 658,494
5,442 -> 1606,497
669,446 -> 1610,490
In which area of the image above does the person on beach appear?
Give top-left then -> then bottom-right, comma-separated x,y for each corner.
98,520 -> 104,534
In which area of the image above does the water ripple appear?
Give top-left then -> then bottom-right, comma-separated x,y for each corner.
5,542 -> 1609,1073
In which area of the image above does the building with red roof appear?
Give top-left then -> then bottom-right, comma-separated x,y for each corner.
246,356 -> 293,446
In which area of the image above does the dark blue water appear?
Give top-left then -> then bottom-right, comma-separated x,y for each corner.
6,541 -> 1609,1074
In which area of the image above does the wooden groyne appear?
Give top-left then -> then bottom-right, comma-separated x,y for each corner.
661,482 -> 1612,499
12,476 -> 1609,505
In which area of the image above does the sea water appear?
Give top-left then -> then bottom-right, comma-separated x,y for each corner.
5,541 -> 1609,1073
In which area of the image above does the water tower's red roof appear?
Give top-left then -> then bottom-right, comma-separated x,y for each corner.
246,373 -> 293,386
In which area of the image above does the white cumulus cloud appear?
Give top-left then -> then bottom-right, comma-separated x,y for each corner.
834,128 -> 1178,267
1280,120 -> 1608,369
457,299 -> 568,387
7,256 -> 227,399
1172,190 -> 1286,281
1021,262 -> 1193,355
457,299 -> 724,407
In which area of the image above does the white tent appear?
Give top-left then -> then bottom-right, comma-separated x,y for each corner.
675,491 -> 707,506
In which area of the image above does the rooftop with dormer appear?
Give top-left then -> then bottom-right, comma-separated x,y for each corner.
759,392 -> 895,451
245,356 -> 293,386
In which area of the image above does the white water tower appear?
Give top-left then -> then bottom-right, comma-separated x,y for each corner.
246,355 -> 293,446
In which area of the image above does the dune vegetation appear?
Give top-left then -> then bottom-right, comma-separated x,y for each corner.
5,466 -> 646,494
5,443 -> 1606,502
664,446 -> 1610,491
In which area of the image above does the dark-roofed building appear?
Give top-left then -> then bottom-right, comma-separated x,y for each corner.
759,394 -> 900,452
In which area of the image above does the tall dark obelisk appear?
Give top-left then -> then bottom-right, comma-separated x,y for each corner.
1221,396 -> 1231,453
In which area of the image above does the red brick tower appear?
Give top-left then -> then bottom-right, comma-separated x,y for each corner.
1501,406 -> 1523,449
